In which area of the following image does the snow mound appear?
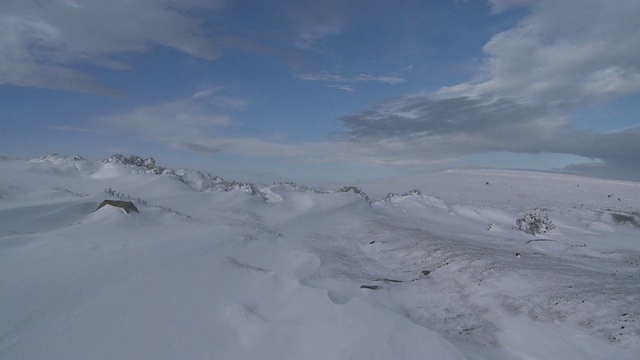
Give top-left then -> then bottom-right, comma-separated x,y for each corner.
0,200 -> 98,234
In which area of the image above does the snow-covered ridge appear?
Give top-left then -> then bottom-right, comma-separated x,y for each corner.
36,154 -> 372,203
103,154 -> 265,196
14,153 -> 640,242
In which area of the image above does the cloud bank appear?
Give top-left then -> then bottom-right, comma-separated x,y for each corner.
101,89 -> 345,161
340,96 -> 640,170
337,0 -> 640,179
0,0 -> 391,93
0,0 -> 222,92
102,0 -> 640,180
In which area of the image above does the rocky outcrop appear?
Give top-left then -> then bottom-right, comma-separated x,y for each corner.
96,200 -> 140,214
102,154 -> 167,175
337,186 -> 372,205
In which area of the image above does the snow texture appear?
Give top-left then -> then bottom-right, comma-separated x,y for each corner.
1,155 -> 639,359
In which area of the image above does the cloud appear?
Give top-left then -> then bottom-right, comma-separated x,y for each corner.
488,0 -> 536,13
339,94 -> 640,175
0,0 -> 223,92
297,73 -> 348,82
101,90 -> 341,160
178,137 -> 333,159
45,125 -> 99,133
0,0 -> 398,93
0,15 -> 112,93
102,89 -> 235,147
330,0 -> 640,180
354,74 -> 405,85
191,88 -> 250,110
559,161 -> 640,182
282,0 -> 355,50
342,96 -> 555,139
180,142 -> 222,155
297,72 -> 405,85
103,88 -> 640,180
341,96 -> 566,161
100,89 -> 379,165
604,124 -> 640,134
327,85 -> 355,92
441,0 -> 640,104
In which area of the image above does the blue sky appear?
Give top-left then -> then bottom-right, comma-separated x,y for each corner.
1,0 -> 640,184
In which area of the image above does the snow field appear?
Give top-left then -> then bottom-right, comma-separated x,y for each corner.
1,155 -> 639,359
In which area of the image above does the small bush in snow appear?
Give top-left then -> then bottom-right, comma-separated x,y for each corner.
515,213 -> 556,235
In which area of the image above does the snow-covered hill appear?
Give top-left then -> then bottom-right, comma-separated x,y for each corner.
1,155 -> 639,359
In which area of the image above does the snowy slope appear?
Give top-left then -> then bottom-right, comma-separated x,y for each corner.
1,155 -> 639,359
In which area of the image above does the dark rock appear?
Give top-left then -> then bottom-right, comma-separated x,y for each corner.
337,186 -> 371,204
374,278 -> 402,283
611,213 -> 640,228
103,154 -> 166,175
360,285 -> 381,290
422,270 -> 431,276
97,200 -> 140,214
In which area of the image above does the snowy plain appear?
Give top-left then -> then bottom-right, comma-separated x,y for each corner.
1,154 -> 639,359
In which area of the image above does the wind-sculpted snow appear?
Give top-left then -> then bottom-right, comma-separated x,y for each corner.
1,155 -> 639,359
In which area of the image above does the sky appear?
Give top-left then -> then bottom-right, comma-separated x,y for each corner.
1,0 -> 640,184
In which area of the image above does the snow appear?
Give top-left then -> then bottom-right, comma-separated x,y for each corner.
1,155 -> 639,359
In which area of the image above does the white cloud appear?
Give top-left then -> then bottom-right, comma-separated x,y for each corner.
297,73 -> 347,82
583,67 -> 640,98
354,74 -> 405,85
488,0 -> 535,13
100,90 -> 370,163
284,0 -> 351,50
326,0 -> 640,179
296,72 -> 405,85
327,84 -> 356,92
337,93 -> 640,177
45,125 -> 99,133
0,0 -> 223,92
100,88 -> 640,181
101,90 -> 340,160
189,87 -> 250,110
102,90 -> 234,145
0,15 -> 108,93
441,0 -> 640,105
